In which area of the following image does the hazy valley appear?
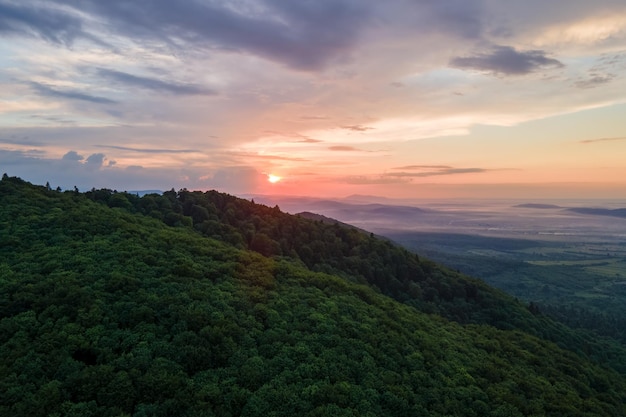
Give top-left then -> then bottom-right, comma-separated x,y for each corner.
254,194 -> 626,342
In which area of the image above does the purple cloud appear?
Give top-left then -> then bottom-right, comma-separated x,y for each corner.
451,45 -> 563,75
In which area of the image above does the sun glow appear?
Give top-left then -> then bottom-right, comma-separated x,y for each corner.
267,174 -> 282,184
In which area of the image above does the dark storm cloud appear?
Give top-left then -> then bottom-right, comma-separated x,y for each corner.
50,0 -> 371,70
0,1 -> 84,45
30,82 -> 116,104
450,45 -> 564,75
96,68 -> 216,95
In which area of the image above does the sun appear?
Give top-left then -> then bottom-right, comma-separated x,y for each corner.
267,174 -> 282,184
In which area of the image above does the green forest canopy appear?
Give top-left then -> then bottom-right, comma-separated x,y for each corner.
1,175 -> 626,416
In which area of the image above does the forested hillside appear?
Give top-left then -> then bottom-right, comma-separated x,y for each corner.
2,175 -> 626,416
388,229 -> 626,345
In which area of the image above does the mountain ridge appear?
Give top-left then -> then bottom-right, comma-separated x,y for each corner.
2,175 -> 626,416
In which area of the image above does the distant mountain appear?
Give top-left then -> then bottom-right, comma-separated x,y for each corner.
513,203 -> 626,218
292,199 -> 429,221
311,202 -> 428,219
567,207 -> 626,218
3,175 -> 626,416
362,203 -> 428,216
342,194 -> 398,203
514,203 -> 562,209
248,195 -> 430,219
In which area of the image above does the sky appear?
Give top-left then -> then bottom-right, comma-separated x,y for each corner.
1,0 -> 626,199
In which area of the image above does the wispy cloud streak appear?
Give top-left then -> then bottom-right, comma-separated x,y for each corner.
0,1 -> 84,44
29,82 -> 116,104
385,167 -> 488,178
580,137 -> 626,144
96,68 -> 216,95
95,145 -> 200,154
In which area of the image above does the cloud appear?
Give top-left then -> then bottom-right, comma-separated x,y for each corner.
29,115 -> 76,125
62,150 -> 84,161
328,145 -> 363,151
1,1 -> 489,73
344,175 -> 409,185
374,0 -> 484,40
0,149 -> 45,165
426,0 -> 484,38
42,0 -> 372,71
285,133 -> 323,144
96,68 -> 216,96
29,82 -> 116,104
580,136 -> 626,144
450,45 -> 564,75
575,73 -> 616,89
385,167 -> 488,178
0,136 -> 43,147
3,1 -> 626,198
85,152 -> 105,168
95,145 -> 200,154
340,125 -> 374,132
262,131 -> 322,143
296,138 -> 323,144
231,152 -> 310,162
61,150 -> 105,168
1,149 -> 264,194
0,1 -> 84,45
